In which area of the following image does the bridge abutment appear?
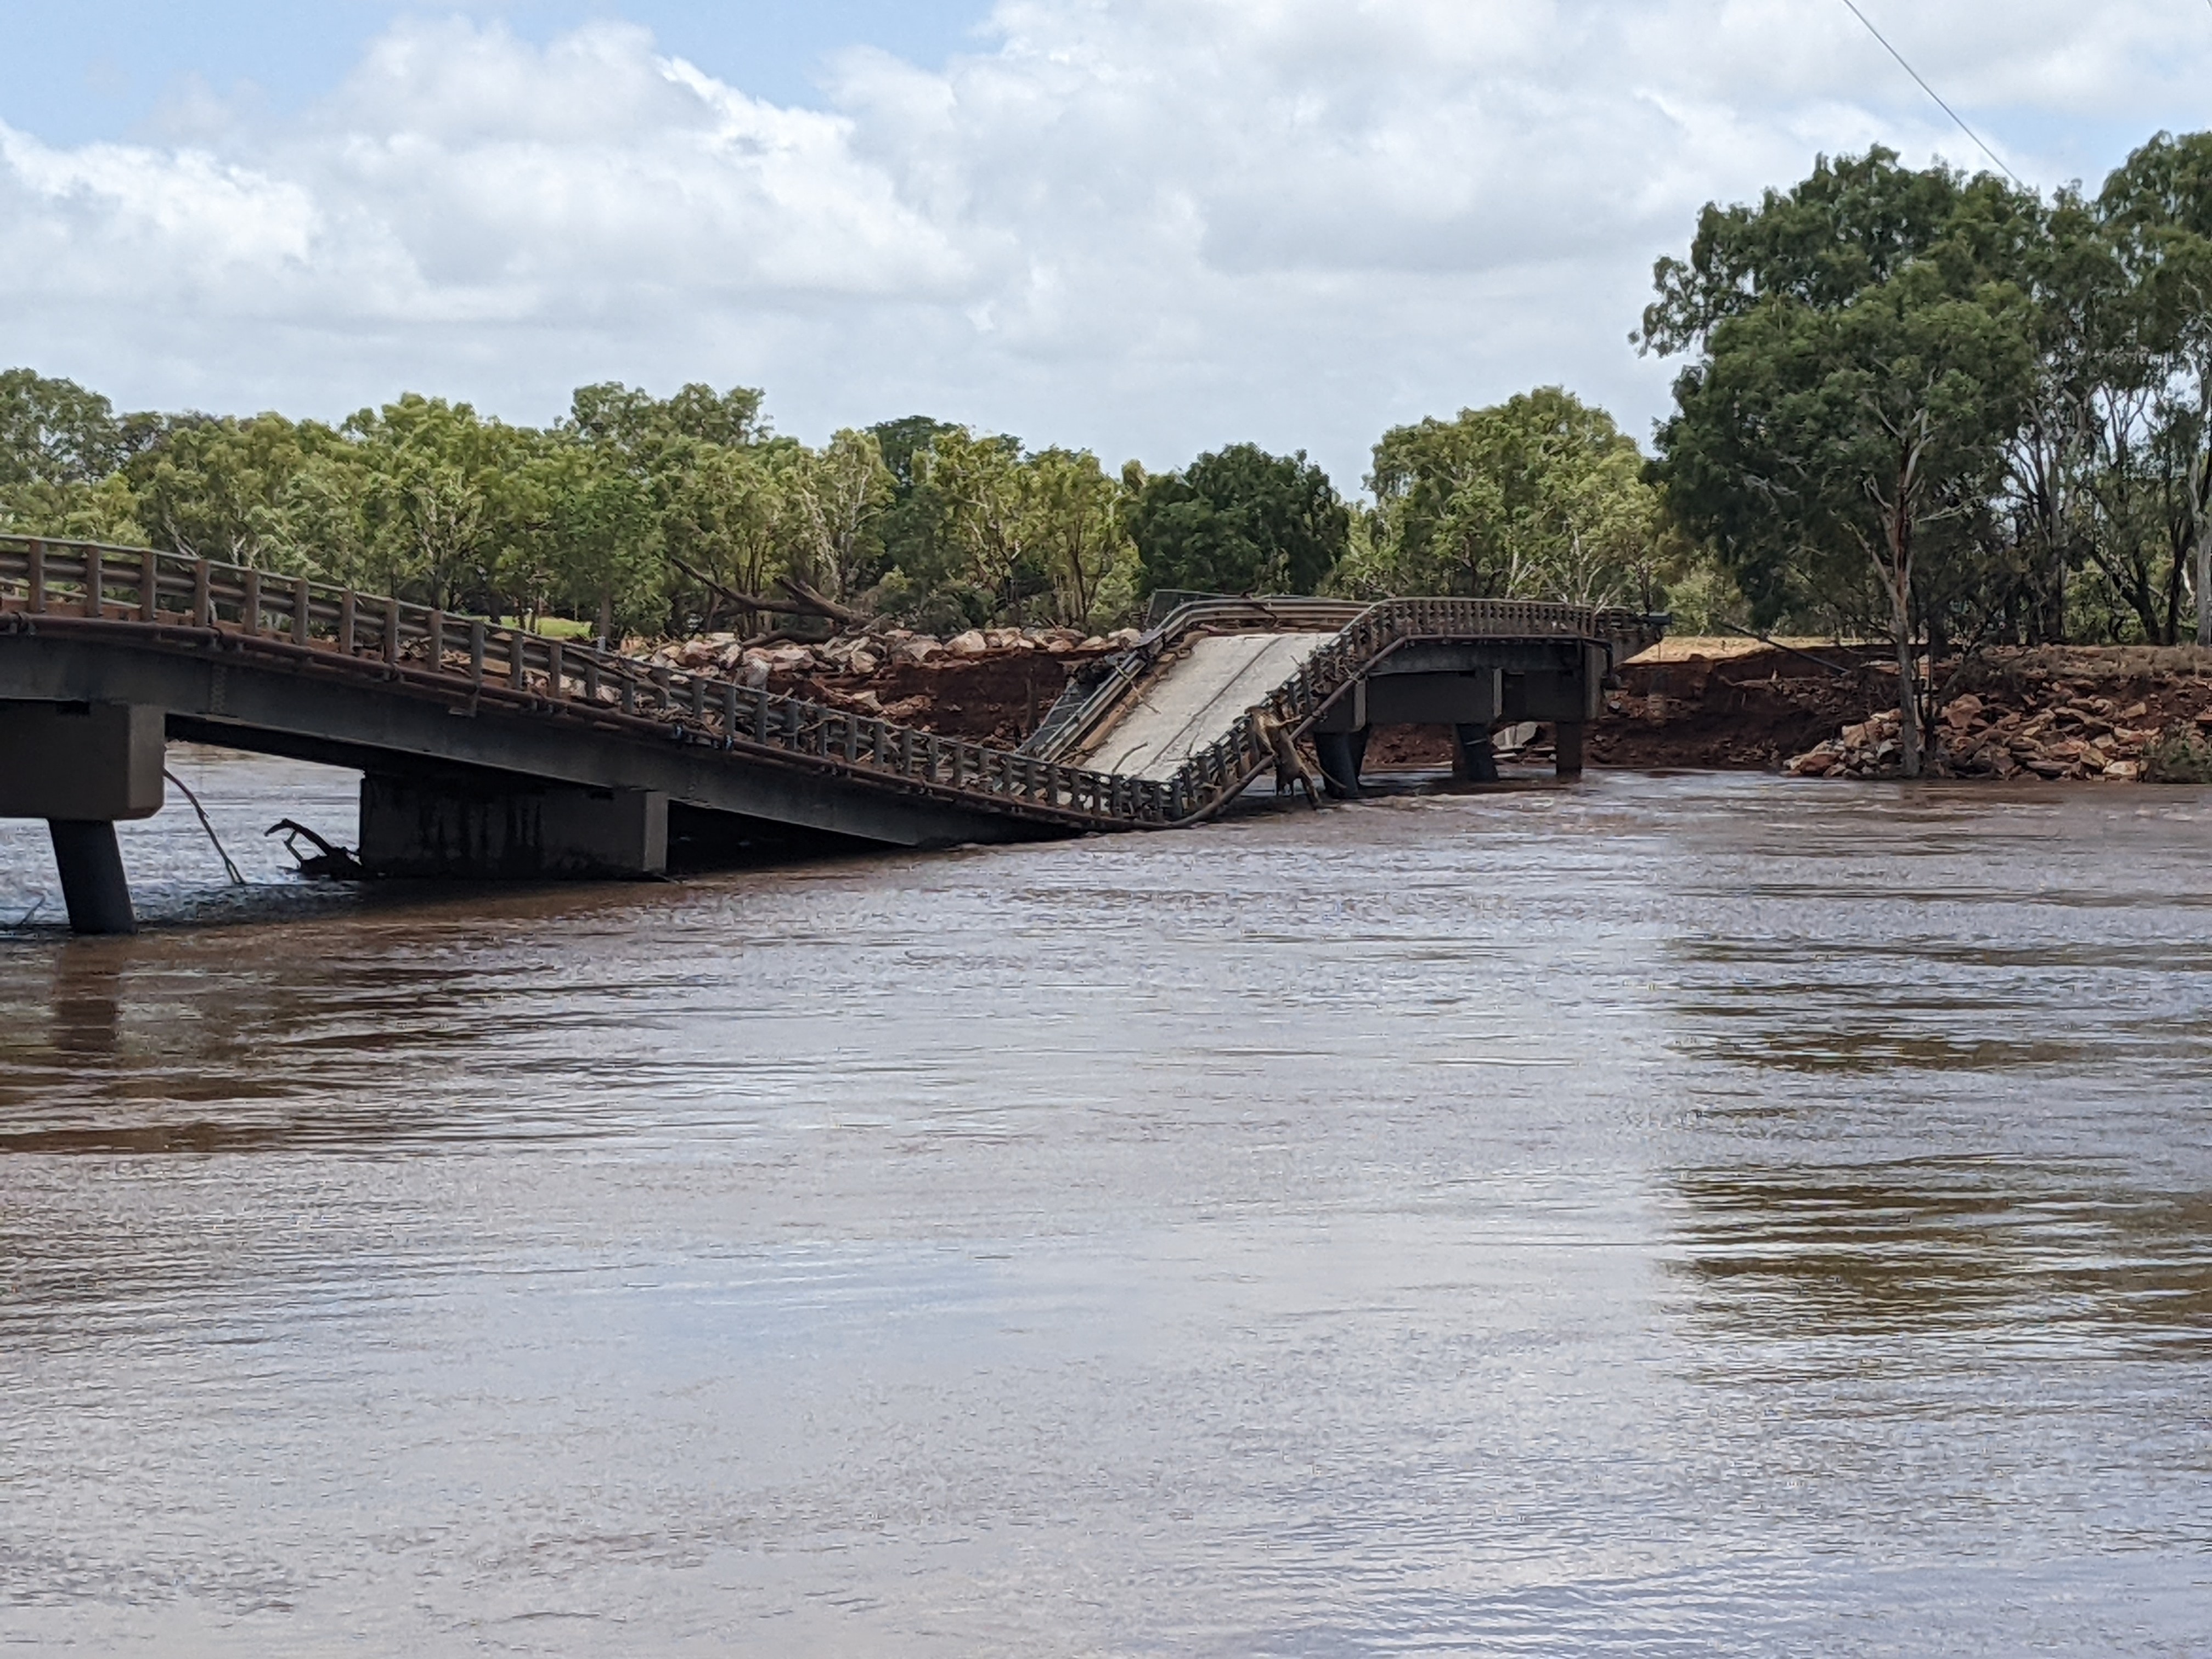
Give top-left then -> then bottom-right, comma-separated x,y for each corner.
2,701 -> 165,934
359,774 -> 669,879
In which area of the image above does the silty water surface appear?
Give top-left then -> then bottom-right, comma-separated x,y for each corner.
2,749 -> 2208,1654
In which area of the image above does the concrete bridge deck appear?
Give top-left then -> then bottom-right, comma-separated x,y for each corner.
1,535 -> 1662,932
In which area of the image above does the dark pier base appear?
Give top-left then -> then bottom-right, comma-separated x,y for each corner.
1314,729 -> 1367,799
1554,721 -> 1585,779
1453,724 -> 1500,782
48,820 -> 137,936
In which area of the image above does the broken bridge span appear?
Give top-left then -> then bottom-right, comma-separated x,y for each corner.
1,534 -> 1663,933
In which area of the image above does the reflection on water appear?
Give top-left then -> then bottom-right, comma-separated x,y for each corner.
1673,1161 -> 2212,1354
4,757 -> 2211,1655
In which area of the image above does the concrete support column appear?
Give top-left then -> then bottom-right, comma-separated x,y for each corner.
1313,729 -> 1364,799
1453,723 -> 1499,783
48,820 -> 137,935
1554,722 -> 1585,780
3,702 -> 165,936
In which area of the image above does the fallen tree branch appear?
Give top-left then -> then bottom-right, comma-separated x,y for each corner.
665,556 -> 867,627
777,574 -> 867,627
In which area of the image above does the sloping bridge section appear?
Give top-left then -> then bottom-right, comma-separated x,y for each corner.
1023,595 -> 1654,797
1,537 -> 1661,932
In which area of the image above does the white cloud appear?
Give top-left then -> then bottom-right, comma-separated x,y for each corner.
1,0 -> 2206,487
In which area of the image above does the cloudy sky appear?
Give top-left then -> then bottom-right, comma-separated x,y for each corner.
2,0 -> 2208,489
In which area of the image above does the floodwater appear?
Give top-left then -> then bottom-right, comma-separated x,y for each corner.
2,750 -> 2209,1656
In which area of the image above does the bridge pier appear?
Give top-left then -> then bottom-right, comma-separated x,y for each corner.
47,821 -> 137,935
1,701 -> 165,935
1554,722 -> 1585,779
1453,724 -> 1500,783
1313,729 -> 1365,799
359,774 -> 669,879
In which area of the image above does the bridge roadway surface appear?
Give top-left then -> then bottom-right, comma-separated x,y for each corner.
0,536 -> 1662,932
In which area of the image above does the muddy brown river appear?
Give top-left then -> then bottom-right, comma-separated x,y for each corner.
3,751 -> 2209,1655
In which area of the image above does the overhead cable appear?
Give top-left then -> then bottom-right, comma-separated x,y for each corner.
1835,0 -> 2027,187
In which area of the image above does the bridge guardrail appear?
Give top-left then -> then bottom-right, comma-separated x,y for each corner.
0,534 -> 1659,833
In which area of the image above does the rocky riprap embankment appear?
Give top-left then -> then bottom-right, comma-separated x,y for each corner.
630,624 -> 1143,744
1785,648 -> 2212,783
641,623 -> 1141,684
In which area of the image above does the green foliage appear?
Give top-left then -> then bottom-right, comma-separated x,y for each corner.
1657,262 -> 2036,623
2141,720 -> 2212,782
127,413 -> 352,573
1352,387 -> 1658,606
901,429 -> 1137,628
0,369 -> 146,541
0,368 -> 134,486
1647,134 -> 2212,654
1126,444 -> 1347,598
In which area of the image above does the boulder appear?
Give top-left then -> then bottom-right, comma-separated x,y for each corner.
946,629 -> 990,657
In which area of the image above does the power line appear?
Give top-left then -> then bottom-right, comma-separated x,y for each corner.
1835,0 -> 2026,187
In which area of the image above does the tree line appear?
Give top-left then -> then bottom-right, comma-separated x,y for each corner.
0,377 -> 1672,642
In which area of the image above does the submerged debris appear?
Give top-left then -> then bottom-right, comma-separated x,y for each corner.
267,819 -> 366,879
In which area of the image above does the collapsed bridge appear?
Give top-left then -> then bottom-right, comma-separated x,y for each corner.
0,535 -> 1664,933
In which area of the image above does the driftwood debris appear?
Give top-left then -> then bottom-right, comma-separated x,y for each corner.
1247,705 -> 1325,808
266,819 -> 366,879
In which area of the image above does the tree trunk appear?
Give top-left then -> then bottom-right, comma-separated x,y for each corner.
1891,584 -> 1922,779
2197,534 -> 2211,649
1877,471 -> 1922,779
2196,448 -> 2212,649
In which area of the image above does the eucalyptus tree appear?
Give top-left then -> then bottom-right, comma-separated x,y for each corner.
1126,444 -> 1346,599
1359,387 -> 1657,606
1646,149 -> 2038,774
2100,131 -> 2212,646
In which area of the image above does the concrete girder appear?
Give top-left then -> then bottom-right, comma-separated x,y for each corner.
0,633 -> 1040,853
